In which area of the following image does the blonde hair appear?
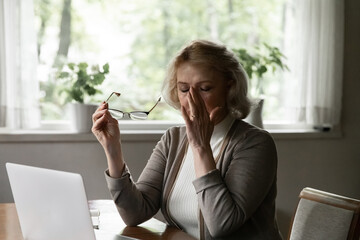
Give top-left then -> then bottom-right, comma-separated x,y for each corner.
162,39 -> 251,119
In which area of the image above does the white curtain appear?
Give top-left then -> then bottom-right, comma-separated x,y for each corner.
0,0 -> 40,129
283,0 -> 344,126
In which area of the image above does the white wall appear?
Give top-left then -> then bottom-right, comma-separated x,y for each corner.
0,137 -> 159,202
0,0 -> 359,237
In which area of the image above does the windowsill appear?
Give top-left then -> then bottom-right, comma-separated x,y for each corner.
0,130 -> 165,142
0,122 -> 342,143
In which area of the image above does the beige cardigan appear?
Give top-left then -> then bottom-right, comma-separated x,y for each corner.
105,120 -> 282,239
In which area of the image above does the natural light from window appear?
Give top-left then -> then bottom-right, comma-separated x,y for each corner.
34,0 -> 288,124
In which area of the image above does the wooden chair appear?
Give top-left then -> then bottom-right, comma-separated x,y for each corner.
288,187 -> 360,240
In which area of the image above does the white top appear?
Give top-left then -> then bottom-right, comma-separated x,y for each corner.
168,115 -> 235,239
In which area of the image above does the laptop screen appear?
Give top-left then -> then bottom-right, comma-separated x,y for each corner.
6,162 -> 96,240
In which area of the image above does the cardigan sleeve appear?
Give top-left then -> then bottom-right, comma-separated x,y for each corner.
192,129 -> 278,238
104,129 -> 170,226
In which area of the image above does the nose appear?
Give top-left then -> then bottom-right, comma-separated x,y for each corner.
188,86 -> 199,97
190,87 -> 205,101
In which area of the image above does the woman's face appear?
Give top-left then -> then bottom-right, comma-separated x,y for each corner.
176,62 -> 231,124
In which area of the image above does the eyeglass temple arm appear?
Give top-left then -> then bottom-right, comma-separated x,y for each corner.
105,92 -> 121,103
147,97 -> 161,113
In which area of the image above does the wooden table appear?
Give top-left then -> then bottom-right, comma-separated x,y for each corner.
0,200 -> 196,240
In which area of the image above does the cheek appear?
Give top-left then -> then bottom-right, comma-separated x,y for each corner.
178,93 -> 189,109
201,94 -> 216,109
201,93 -> 226,112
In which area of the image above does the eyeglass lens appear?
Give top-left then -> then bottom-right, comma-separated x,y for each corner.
108,110 -> 148,120
106,94 -> 160,120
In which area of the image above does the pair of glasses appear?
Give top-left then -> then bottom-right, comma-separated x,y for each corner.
105,92 -> 161,120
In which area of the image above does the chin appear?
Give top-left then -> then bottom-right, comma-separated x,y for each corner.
214,111 -> 229,124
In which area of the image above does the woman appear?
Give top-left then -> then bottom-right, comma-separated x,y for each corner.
92,40 -> 282,239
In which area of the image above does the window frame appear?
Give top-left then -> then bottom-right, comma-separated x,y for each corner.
0,0 -> 343,133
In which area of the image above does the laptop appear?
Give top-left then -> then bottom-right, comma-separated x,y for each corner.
6,162 -> 137,240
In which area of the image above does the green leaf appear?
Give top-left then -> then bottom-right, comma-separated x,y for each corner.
77,70 -> 88,84
78,62 -> 88,71
258,65 -> 267,77
70,88 -> 84,103
84,85 -> 97,96
58,72 -> 70,78
102,63 -> 109,73
67,63 -> 75,70
92,74 -> 105,85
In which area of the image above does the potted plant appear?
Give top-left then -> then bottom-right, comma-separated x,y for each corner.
56,62 -> 110,132
233,43 -> 289,128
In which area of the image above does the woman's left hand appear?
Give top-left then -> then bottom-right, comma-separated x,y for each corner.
181,87 -> 222,152
182,87 -> 224,177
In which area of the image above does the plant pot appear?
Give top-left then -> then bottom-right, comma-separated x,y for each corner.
68,103 -> 98,133
244,98 -> 264,128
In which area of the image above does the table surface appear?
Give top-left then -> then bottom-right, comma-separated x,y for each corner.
0,200 -> 196,240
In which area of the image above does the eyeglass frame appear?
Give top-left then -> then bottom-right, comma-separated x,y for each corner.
105,92 -> 161,120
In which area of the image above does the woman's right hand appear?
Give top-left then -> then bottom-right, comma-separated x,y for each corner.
92,102 -> 125,178
92,102 -> 120,149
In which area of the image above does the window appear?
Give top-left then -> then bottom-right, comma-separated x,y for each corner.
0,0 -> 343,130
34,0 -> 286,122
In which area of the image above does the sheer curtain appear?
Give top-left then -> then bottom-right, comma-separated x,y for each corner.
0,0 -> 40,129
283,0 -> 344,126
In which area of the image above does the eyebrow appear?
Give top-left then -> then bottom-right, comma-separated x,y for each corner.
177,80 -> 213,85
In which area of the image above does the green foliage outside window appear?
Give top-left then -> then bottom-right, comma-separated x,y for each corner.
34,0 -> 288,121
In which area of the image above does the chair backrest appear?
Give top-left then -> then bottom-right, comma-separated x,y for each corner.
288,187 -> 360,240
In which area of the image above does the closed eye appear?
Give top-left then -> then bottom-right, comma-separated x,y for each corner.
200,87 -> 212,92
179,88 -> 189,93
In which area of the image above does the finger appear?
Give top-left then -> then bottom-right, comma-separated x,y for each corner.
102,109 -> 118,123
190,87 -> 206,111
189,88 -> 209,120
92,113 -> 108,131
92,109 -> 107,123
92,108 -> 116,125
187,90 -> 198,118
96,102 -> 108,111
92,110 -> 117,130
181,106 -> 192,125
106,111 -> 119,124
